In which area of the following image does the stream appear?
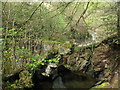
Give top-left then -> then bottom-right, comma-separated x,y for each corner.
32,65 -> 97,89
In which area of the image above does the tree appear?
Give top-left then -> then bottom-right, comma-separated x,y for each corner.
117,2 -> 120,41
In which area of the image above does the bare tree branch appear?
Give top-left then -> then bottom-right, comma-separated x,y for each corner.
63,2 -> 81,31
49,2 -> 72,19
23,2 -> 43,25
15,2 -> 43,34
44,3 -> 69,15
76,2 -> 90,26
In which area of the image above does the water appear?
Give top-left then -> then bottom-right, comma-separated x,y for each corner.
51,65 -> 96,89
52,73 -> 96,89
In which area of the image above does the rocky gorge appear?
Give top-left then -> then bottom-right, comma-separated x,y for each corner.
2,35 -> 120,89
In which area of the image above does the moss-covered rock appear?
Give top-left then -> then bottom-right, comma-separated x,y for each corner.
90,82 -> 110,90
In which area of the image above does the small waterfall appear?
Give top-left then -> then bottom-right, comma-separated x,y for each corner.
91,32 -> 97,41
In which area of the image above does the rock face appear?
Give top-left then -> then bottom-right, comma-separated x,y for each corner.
55,35 -> 120,89
62,48 -> 93,73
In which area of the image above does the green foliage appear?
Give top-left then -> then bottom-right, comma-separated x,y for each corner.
0,28 -> 4,30
15,47 -> 58,69
26,55 -> 58,69
2,3 -> 69,41
2,28 -> 60,75
3,71 -> 33,89
2,28 -> 18,74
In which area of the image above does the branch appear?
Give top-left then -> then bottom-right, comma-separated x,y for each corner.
49,2 -> 72,19
63,2 -> 81,31
76,2 -> 90,26
44,3 -> 69,15
15,2 -> 43,34
23,2 -> 43,25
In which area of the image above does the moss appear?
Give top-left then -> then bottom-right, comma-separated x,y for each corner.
90,82 -> 110,90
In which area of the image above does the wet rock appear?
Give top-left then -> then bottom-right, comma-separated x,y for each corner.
42,63 -> 57,76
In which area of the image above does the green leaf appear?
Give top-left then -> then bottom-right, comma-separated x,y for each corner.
42,58 -> 45,61
22,47 -> 24,49
33,64 -> 36,68
8,28 -> 16,32
4,51 -> 8,53
41,63 -> 44,65
16,59 -> 19,61
0,28 -> 4,30
0,38 -> 5,40
33,59 -> 36,61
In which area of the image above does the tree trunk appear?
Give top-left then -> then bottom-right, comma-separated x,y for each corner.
117,2 -> 120,42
